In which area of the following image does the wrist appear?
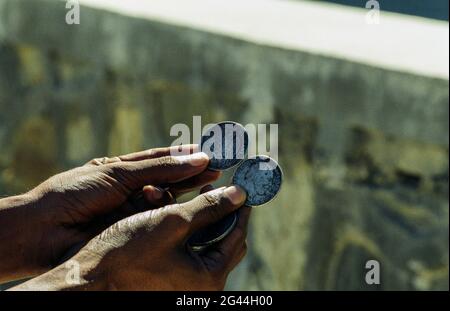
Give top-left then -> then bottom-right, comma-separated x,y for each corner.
9,250 -> 110,291
0,191 -> 51,282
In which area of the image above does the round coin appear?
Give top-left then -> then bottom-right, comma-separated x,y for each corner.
232,156 -> 282,207
200,121 -> 248,171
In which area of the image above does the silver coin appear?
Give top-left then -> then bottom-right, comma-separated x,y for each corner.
200,121 -> 249,171
232,156 -> 283,207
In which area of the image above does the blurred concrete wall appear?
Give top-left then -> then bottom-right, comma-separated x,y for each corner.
0,0 -> 448,290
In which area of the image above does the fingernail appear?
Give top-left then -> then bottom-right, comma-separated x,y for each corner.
176,152 -> 209,166
144,185 -> 163,200
224,186 -> 247,205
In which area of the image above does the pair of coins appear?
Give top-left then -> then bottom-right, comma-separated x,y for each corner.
188,122 -> 283,251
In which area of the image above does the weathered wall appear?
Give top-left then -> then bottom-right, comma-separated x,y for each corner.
0,0 -> 448,290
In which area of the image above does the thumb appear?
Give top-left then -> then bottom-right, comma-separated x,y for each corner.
164,186 -> 247,242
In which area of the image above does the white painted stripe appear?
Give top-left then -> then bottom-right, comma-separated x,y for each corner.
76,0 -> 449,79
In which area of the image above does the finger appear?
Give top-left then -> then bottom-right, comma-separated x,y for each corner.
202,206 -> 252,273
142,185 -> 165,203
168,170 -> 221,197
168,185 -> 247,237
140,171 -> 220,207
119,144 -> 199,162
99,165 -> 208,222
142,185 -> 176,207
85,144 -> 198,166
108,152 -> 210,191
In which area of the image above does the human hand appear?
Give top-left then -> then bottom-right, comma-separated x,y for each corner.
12,186 -> 250,291
0,145 -> 220,282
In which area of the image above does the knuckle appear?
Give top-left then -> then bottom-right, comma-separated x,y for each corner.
159,207 -> 191,236
202,192 -> 221,206
108,156 -> 121,163
156,155 -> 179,168
195,192 -> 225,221
89,158 -> 104,166
87,156 -> 122,167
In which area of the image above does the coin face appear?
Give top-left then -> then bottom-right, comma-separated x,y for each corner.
232,156 -> 282,207
200,121 -> 248,171
188,212 -> 238,251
